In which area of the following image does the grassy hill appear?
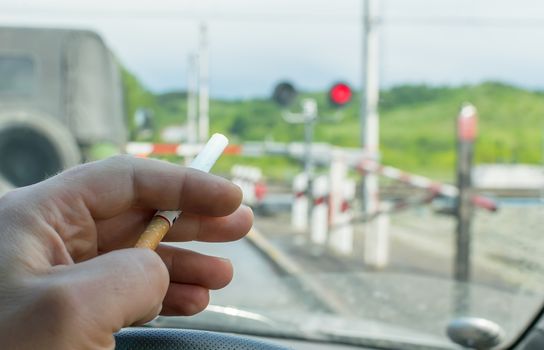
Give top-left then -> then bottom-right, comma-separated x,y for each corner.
123,70 -> 544,181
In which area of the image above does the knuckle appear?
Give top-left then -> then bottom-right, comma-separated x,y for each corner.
102,154 -> 137,177
58,160 -> 91,177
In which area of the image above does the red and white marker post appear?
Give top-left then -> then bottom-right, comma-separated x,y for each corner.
311,175 -> 329,245
329,152 -> 355,255
330,180 -> 356,255
455,104 -> 478,282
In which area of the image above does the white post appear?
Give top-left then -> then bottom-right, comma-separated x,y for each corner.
236,166 -> 246,205
328,151 -> 348,253
364,201 -> 390,268
245,167 -> 260,207
292,173 -> 309,232
198,22 -> 210,143
311,175 -> 329,245
241,166 -> 252,206
330,179 -> 356,255
231,165 -> 246,204
361,0 -> 384,268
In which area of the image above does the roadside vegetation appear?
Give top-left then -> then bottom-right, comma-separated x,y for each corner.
123,69 -> 544,182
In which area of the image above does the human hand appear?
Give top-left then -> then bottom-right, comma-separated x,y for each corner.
0,155 -> 253,349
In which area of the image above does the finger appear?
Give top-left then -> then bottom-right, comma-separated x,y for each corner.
95,208 -> 155,251
165,205 -> 253,243
95,205 -> 252,251
156,244 -> 233,289
160,284 -> 210,316
49,248 -> 169,328
42,155 -> 242,220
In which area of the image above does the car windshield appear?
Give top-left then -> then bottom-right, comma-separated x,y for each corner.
1,0 -> 543,349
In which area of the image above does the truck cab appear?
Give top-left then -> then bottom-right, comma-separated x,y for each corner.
0,26 -> 126,191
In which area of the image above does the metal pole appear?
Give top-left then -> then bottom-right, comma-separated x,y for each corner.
302,99 -> 317,225
361,0 -> 387,268
187,54 -> 198,145
454,104 -> 477,282
361,0 -> 380,216
198,22 -> 209,143
302,99 -> 317,177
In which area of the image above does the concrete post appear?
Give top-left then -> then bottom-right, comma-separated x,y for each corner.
311,175 -> 329,245
292,173 -> 309,232
330,179 -> 356,255
361,0 -> 383,268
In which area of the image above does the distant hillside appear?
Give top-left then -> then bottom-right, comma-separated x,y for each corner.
122,71 -> 544,180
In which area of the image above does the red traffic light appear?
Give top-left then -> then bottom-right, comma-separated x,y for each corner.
329,82 -> 352,107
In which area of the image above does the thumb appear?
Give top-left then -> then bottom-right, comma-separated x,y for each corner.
54,248 -> 169,329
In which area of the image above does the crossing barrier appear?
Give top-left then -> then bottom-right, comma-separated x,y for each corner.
356,160 -> 497,212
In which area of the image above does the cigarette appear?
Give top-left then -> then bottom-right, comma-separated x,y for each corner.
134,133 -> 229,250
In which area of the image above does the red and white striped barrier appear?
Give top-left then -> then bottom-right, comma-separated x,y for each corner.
126,142 -> 243,158
356,160 -> 497,212
126,141 -> 371,167
126,141 -> 497,214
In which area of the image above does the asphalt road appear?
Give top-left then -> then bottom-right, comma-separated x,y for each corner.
170,238 -> 311,312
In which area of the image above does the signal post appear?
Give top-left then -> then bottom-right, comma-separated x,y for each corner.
272,81 -> 353,245
455,104 -> 478,282
361,0 -> 387,268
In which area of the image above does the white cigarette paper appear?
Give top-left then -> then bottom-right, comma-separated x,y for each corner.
157,133 -> 229,226
134,133 -> 229,249
155,134 -> 229,227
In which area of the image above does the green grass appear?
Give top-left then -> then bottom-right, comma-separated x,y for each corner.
122,70 -> 544,182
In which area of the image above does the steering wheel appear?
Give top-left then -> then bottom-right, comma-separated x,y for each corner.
114,328 -> 290,350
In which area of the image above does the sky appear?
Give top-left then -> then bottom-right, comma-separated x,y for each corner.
1,0 -> 544,98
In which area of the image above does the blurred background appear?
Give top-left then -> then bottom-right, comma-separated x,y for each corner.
1,1 -> 544,349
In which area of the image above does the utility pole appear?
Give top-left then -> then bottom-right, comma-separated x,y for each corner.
361,0 -> 386,268
187,54 -> 198,145
198,22 -> 210,143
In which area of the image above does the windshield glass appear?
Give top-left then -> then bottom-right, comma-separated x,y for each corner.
1,1 -> 543,349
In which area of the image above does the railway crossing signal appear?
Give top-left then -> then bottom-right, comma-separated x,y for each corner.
272,81 -> 297,108
328,82 -> 353,107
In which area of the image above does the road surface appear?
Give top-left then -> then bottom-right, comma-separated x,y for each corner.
170,238 -> 311,311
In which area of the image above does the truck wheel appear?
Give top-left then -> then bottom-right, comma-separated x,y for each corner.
0,112 -> 81,192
